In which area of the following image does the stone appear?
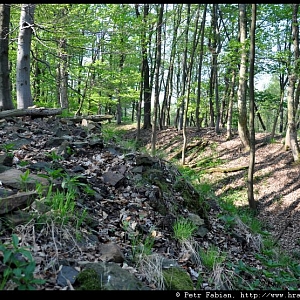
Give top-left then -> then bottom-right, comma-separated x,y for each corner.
75,262 -> 150,290
0,169 -> 48,190
163,266 -> 194,290
57,265 -> 79,287
102,171 -> 124,187
99,242 -> 125,263
187,212 -> 205,226
0,191 -> 38,214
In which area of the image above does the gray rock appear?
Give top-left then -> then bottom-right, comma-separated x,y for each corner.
99,242 -> 125,263
187,212 -> 205,226
0,169 -> 48,190
57,265 -> 79,287
76,262 -> 150,290
102,171 -> 124,187
0,191 -> 38,215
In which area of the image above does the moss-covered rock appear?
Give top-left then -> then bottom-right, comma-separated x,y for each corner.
75,268 -> 104,290
163,267 -> 194,290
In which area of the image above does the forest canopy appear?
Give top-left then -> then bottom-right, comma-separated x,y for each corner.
0,4 -> 299,143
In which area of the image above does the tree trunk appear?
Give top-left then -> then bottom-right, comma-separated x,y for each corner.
116,37 -> 125,125
0,4 -> 13,110
151,4 -> 163,155
237,4 -> 250,150
271,89 -> 285,139
161,5 -> 181,129
285,4 -> 300,162
182,4 -> 199,165
196,4 -> 207,131
248,4 -> 257,211
16,4 -> 35,109
58,38 -> 68,110
209,4 -> 221,134
226,69 -> 236,140
285,75 -> 300,160
139,4 -> 152,130
177,4 -> 189,131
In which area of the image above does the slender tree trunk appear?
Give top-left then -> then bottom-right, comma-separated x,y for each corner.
254,102 -> 266,131
116,38 -> 125,125
220,70 -> 231,128
285,4 -> 300,162
226,69 -> 236,140
209,64 -> 215,127
151,4 -> 163,155
196,4 -> 207,131
58,38 -> 68,110
177,4 -> 190,131
75,41 -> 100,116
161,5 -> 181,129
237,4 -> 250,150
142,5 -> 152,129
0,4 -> 13,110
271,89 -> 285,139
209,4 -> 221,134
248,4 -> 257,211
136,62 -> 143,143
16,4 -> 35,109
182,4 -> 199,165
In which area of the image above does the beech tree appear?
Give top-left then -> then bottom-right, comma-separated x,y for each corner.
182,4 -> 201,165
135,4 -> 152,130
237,4 -> 250,150
195,4 -> 207,131
248,4 -> 257,210
0,4 -> 14,110
16,4 -> 36,109
151,4 -> 163,155
285,4 -> 300,162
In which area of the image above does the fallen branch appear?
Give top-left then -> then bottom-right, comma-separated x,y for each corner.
0,108 -> 62,119
64,114 -> 113,123
169,139 -> 208,160
201,165 -> 249,173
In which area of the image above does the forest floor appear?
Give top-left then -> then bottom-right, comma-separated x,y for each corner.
1,117 -> 300,290
122,125 -> 300,258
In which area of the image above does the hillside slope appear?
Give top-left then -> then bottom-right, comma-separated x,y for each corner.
123,126 -> 300,258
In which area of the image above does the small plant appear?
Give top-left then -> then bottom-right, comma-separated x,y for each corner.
61,174 -> 95,196
1,143 -> 15,157
46,150 -> 63,162
199,245 -> 226,271
75,208 -> 88,236
66,145 -> 74,156
173,217 -> 197,242
121,220 -> 155,261
43,184 -> 76,225
39,167 -> 65,183
0,234 -> 45,290
139,235 -> 155,256
18,161 -> 30,167
19,169 -> 33,191
218,214 -> 236,229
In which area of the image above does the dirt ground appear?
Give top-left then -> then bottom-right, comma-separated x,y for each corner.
123,125 -> 300,259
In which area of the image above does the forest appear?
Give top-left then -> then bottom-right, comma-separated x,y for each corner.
0,3 -> 300,291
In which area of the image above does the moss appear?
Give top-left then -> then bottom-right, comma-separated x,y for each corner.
75,268 -> 105,290
163,267 -> 194,290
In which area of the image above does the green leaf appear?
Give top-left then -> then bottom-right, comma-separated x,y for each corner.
12,234 -> 19,248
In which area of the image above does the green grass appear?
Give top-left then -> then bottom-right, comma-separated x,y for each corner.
199,244 -> 226,271
173,217 -> 197,242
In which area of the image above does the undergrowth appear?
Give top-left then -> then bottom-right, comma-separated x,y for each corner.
1,123 -> 298,290
111,123 -> 300,290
